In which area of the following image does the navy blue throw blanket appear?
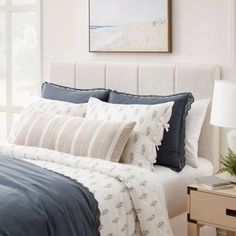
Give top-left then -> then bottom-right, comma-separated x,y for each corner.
0,155 -> 100,236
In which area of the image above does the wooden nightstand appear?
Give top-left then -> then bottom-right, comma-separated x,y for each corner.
187,182 -> 236,236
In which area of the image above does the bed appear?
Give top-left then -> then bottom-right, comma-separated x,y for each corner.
0,62 -> 221,236
49,61 -> 221,236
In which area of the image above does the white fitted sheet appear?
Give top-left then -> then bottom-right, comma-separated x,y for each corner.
152,158 -> 213,219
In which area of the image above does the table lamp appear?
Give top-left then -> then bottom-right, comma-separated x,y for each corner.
211,80 -> 236,151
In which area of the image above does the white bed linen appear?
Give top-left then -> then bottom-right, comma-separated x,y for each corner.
152,158 -> 213,219
0,143 -> 173,236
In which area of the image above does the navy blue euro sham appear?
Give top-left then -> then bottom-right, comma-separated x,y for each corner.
0,155 -> 100,236
41,82 -> 110,103
108,91 -> 194,172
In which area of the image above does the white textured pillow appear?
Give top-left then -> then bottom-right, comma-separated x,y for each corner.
13,111 -> 136,162
8,97 -> 87,143
86,97 -> 174,169
86,97 -> 174,146
185,99 -> 209,168
121,132 -> 156,170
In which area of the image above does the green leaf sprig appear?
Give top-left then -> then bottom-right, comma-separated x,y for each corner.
218,149 -> 236,176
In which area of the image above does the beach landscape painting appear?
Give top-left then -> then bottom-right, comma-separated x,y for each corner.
89,0 -> 171,52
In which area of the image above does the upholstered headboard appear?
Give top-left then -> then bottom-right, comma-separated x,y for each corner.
49,61 -> 221,171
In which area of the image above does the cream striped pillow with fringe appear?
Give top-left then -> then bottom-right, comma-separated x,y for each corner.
13,111 -> 136,162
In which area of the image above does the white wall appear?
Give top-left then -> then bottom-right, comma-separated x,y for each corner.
42,0 -> 236,81
233,0 -> 236,76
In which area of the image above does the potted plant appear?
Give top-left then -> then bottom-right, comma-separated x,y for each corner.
218,149 -> 236,183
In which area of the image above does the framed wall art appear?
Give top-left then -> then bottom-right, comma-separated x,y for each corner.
89,0 -> 172,53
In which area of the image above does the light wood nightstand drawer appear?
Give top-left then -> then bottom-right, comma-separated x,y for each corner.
190,190 -> 236,230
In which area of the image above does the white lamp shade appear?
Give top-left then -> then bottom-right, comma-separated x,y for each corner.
211,80 -> 236,128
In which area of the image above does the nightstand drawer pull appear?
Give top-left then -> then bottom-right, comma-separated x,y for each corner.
226,209 -> 236,217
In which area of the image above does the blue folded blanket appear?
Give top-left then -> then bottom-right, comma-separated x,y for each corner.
0,155 -> 100,236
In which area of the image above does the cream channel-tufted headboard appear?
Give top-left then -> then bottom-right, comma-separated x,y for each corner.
49,61 -> 221,171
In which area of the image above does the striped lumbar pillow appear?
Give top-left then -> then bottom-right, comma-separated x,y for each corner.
13,111 -> 136,162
